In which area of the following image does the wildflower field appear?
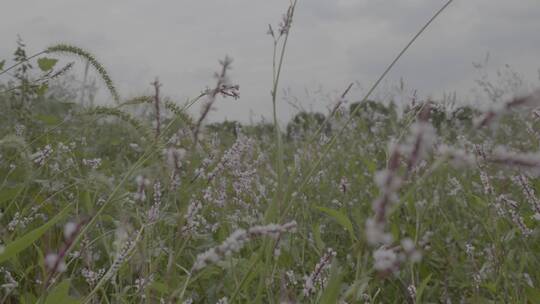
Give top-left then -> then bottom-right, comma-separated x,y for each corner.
1,1 -> 540,303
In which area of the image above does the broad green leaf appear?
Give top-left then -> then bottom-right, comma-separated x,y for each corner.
315,206 -> 356,241
415,273 -> 432,303
81,191 -> 93,213
21,293 -> 38,304
525,286 -> 540,304
390,221 -> 400,242
0,185 -> 23,204
467,295 -> 495,304
362,157 -> 377,174
483,281 -> 497,293
35,114 -> 61,125
0,59 -> 5,70
36,83 -> 49,96
151,281 -> 169,294
38,57 -> 58,72
471,194 -> 487,208
342,280 -> 362,301
263,196 -> 279,223
319,261 -> 343,304
44,279 -> 80,304
0,204 -> 71,263
406,195 -> 416,214
312,223 -> 325,251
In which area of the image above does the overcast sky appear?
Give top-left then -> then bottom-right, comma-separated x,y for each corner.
1,0 -> 539,123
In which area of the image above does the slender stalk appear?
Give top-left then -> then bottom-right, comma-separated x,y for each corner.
0,51 -> 46,77
270,0 -> 298,218
152,78 -> 162,139
280,0 -> 454,220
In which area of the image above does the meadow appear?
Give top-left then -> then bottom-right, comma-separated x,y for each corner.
1,1 -> 540,303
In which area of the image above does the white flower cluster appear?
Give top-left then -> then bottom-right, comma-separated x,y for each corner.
81,268 -> 105,287
1,267 -> 18,292
302,248 -> 336,297
479,169 -> 494,196
102,236 -> 137,282
285,270 -> 297,286
373,247 -> 397,272
407,284 -> 417,301
134,175 -> 150,201
165,147 -> 186,187
366,218 -> 393,245
82,158 -> 102,169
489,146 -> 540,173
192,221 -> 297,271
134,274 -> 154,295
437,144 -> 475,167
248,221 -> 297,238
147,182 -> 163,224
182,199 -> 206,235
207,134 -> 254,183
216,297 -> 228,304
497,195 -> 532,236
534,108 -> 540,120
14,124 -> 25,137
339,176 -> 349,194
45,253 -> 67,273
193,156 -> 213,180
32,144 -> 53,166
57,142 -> 73,153
165,147 -> 186,169
402,121 -> 437,169
64,222 -> 78,239
513,174 -> 540,218
7,211 -> 46,232
465,243 -> 475,258
372,238 -> 421,274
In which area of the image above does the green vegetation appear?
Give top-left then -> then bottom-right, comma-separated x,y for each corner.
1,1 -> 540,303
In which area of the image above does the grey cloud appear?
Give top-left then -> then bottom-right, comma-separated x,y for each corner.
1,0 -> 539,123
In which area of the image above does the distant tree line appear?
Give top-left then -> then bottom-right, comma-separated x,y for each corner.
206,100 -> 480,141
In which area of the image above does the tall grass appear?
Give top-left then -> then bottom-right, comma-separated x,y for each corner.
1,1 -> 540,303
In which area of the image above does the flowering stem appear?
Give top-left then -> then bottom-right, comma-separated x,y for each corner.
152,78 -> 162,139
0,51 -> 46,77
44,219 -> 88,290
270,0 -> 298,219
279,0 -> 454,222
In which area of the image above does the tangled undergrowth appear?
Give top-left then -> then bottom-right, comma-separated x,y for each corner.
1,1 -> 540,303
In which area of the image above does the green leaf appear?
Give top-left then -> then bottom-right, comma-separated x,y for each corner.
362,157 -> 377,174
483,281 -> 497,293
312,223 -> 325,251
315,206 -> 356,241
21,293 -> 38,304
525,286 -> 540,304
81,191 -> 93,213
471,194 -> 487,208
0,185 -> 23,204
0,204 -> 71,263
37,57 -> 58,72
36,83 -> 49,97
35,114 -> 61,126
44,280 -> 80,304
415,273 -> 432,303
0,59 -> 5,70
151,281 -> 169,294
390,220 -> 400,241
319,261 -> 343,304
